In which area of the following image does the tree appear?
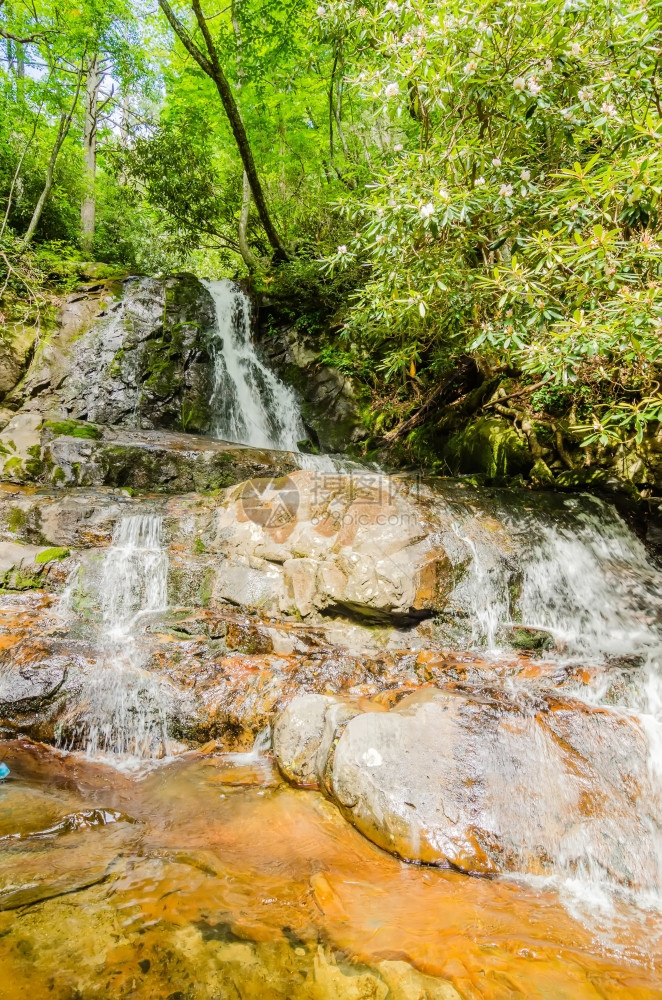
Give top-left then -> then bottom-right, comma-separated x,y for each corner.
158,0 -> 289,261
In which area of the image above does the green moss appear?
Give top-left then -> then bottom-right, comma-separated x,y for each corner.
35,546 -> 70,564
0,566 -> 41,591
52,466 -> 66,484
442,417 -> 533,482
193,537 -> 207,554
24,443 -> 45,480
108,347 -> 125,378
198,568 -> 215,607
3,455 -> 23,474
44,420 -> 102,440
7,507 -> 26,533
507,626 -> 555,652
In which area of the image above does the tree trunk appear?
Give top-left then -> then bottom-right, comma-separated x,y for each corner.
22,68 -> 84,247
81,53 -> 100,254
157,0 -> 288,262
231,0 -> 257,271
238,170 -> 257,270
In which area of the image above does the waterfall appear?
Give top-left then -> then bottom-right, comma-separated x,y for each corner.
447,492 -> 662,660
204,279 -> 307,451
101,515 -> 169,637
58,514 -> 175,763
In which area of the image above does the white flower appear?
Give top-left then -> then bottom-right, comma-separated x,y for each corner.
357,6 -> 368,16
403,32 -> 413,43
384,82 -> 400,98
492,156 -> 502,167
601,101 -> 617,117
316,4 -> 326,15
419,202 -> 435,218
499,183 -> 514,197
471,39 -> 484,56
527,76 -> 542,96
513,76 -> 526,92
384,0 -> 399,11
520,168 -> 531,181
438,189 -> 450,201
474,176 -> 486,186
543,58 -> 553,72
337,244 -> 348,255
393,143 -> 403,151
568,42 -> 581,57
560,107 -> 574,120
578,88 -> 591,103
464,60 -> 477,75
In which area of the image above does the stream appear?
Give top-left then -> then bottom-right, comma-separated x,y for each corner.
1,280 -> 662,998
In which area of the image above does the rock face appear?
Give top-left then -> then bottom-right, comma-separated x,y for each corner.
6,274 -> 216,434
275,688 -> 662,888
211,470 -> 464,621
260,321 -> 367,453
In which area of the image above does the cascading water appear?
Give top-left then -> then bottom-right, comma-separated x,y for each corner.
101,515 -> 169,636
439,486 -> 662,923
204,279 -> 306,451
58,514 -> 176,762
203,278 -> 360,473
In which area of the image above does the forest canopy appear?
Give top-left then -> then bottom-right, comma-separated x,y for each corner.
1,0 -> 661,460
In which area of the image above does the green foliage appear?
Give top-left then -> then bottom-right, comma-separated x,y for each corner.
35,546 -> 70,563
1,0 -> 660,459
321,0 -> 662,447
44,420 -> 102,439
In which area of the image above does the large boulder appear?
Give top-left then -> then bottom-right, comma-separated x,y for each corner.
211,470 -> 466,622
321,689 -> 660,886
272,693 -> 364,788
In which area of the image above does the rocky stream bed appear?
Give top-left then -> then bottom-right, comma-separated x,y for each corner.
1,276 -> 662,998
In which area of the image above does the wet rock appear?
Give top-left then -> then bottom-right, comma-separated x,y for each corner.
1,424 -> 299,492
0,656 -> 66,710
212,471 -> 463,622
260,322 -> 367,453
325,689 -> 660,884
42,426 -> 300,492
8,275 -> 216,434
272,694 -> 362,788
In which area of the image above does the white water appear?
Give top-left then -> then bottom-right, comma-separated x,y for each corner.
205,279 -> 307,451
58,514 -> 176,762
204,279 -> 363,473
101,515 -> 169,637
448,493 -> 662,661
444,490 -> 662,923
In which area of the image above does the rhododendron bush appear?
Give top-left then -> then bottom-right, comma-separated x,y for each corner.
322,0 -> 662,446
